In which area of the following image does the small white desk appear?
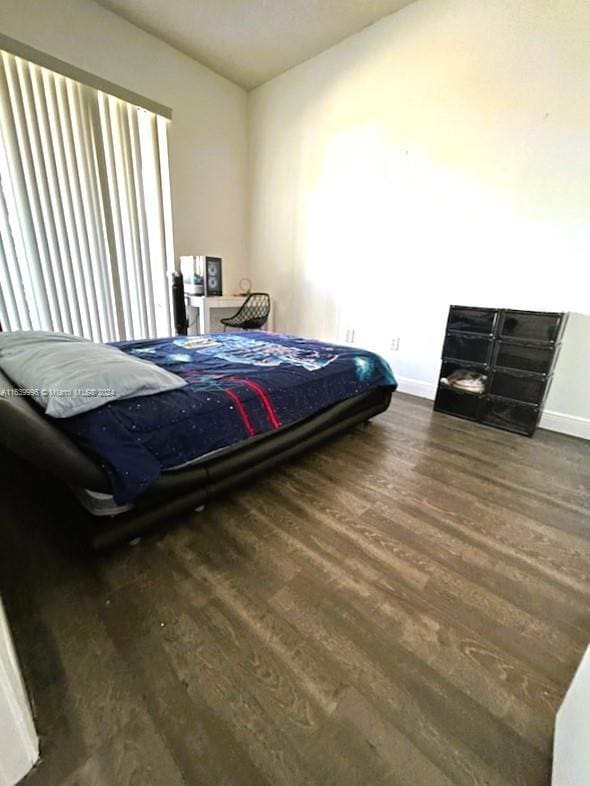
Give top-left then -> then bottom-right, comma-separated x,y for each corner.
185,295 -> 273,334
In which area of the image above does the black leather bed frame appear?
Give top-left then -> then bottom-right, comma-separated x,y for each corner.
0,370 -> 392,549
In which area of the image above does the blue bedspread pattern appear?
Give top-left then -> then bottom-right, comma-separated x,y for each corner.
60,332 -> 396,503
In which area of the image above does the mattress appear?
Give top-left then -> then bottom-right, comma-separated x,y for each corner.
58,332 -> 396,504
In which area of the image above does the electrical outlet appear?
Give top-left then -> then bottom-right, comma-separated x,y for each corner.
390,337 -> 400,351
345,328 -> 355,343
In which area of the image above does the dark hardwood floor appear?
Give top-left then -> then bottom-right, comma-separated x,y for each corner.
1,392 -> 589,786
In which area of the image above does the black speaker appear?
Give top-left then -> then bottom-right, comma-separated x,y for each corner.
204,256 -> 223,296
171,272 -> 188,335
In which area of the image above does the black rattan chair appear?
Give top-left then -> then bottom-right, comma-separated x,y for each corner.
220,293 -> 271,330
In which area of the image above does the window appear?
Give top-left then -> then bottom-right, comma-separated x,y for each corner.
0,49 -> 174,341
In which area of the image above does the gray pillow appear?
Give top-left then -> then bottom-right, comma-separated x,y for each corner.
0,331 -> 186,418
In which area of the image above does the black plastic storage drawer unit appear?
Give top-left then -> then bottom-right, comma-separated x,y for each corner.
498,310 -> 564,344
480,397 -> 540,437
488,369 -> 550,406
434,306 -> 566,437
447,306 -> 497,335
442,333 -> 493,365
493,341 -> 557,375
434,387 -> 482,422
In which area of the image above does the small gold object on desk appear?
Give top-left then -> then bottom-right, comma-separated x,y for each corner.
233,277 -> 252,296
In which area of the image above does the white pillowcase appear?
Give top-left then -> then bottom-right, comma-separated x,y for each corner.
0,331 -> 186,418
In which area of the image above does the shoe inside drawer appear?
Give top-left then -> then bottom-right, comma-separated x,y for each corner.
494,341 -> 556,374
481,397 -> 539,436
439,361 -> 488,394
443,334 -> 492,364
488,369 -> 548,405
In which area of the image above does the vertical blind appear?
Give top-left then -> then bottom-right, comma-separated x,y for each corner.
0,50 -> 174,341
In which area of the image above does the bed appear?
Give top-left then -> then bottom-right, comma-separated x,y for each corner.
0,331 -> 395,549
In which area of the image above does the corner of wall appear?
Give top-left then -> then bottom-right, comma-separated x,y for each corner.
0,602 -> 38,786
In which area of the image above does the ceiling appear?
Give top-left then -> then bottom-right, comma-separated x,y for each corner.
94,0 -> 417,90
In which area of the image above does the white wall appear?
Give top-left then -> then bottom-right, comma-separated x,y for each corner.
0,0 -> 249,293
248,0 -> 590,437
0,601 -> 38,786
553,644 -> 590,786
542,313 -> 590,438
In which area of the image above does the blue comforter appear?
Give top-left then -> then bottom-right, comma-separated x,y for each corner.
60,332 -> 396,503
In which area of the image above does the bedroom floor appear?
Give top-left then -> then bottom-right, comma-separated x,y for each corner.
1,392 -> 589,786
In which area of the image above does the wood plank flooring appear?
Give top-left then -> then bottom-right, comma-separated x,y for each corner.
1,392 -> 589,785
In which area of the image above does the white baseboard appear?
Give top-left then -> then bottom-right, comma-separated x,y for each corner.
539,409 -> 590,441
395,376 -> 590,441
395,376 -> 436,400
